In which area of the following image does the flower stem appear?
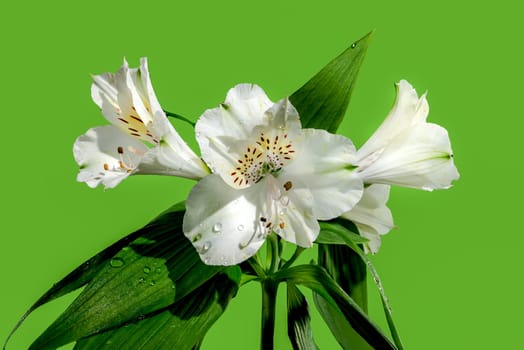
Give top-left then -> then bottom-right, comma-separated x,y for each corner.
260,279 -> 278,350
163,110 -> 196,127
281,246 -> 305,270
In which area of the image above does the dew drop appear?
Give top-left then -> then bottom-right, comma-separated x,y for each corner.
351,42 -> 357,48
192,233 -> 202,242
212,223 -> 222,233
138,277 -> 146,284
239,242 -> 247,249
199,241 -> 212,254
280,195 -> 290,206
149,280 -> 156,286
143,266 -> 151,274
237,224 -> 244,231
110,257 -> 124,268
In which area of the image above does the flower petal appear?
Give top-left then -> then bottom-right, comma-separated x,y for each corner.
282,129 -> 364,220
183,174 -> 269,265
358,80 -> 429,161
275,186 -> 320,247
73,125 -> 148,189
91,58 -> 164,145
357,123 -> 459,190
341,184 -> 394,254
195,84 -> 274,183
138,132 -> 210,180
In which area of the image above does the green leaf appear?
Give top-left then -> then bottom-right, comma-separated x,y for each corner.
316,245 -> 371,350
319,221 -> 405,350
3,201 -> 170,350
287,283 -> 318,350
74,267 -> 241,349
27,203 -> 223,350
316,220 -> 369,245
290,31 -> 373,132
275,265 -> 396,350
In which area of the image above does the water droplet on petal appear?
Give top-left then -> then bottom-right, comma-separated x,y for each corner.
280,195 -> 290,206
212,223 -> 222,233
143,266 -> 151,274
110,257 -> 124,268
237,224 -> 244,231
192,233 -> 202,242
200,241 -> 212,254
239,242 -> 247,249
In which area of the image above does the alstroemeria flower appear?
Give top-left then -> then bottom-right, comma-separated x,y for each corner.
183,84 -> 363,265
356,80 -> 459,190
341,184 -> 394,254
73,58 -> 209,189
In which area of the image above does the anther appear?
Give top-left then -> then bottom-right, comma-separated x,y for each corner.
283,181 -> 292,191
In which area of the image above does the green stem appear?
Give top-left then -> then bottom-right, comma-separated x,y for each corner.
163,110 -> 196,127
265,233 -> 280,273
260,279 -> 278,350
281,247 -> 305,270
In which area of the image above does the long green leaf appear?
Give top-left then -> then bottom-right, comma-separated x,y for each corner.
287,283 -> 318,350
28,204 -> 222,350
2,202 -> 176,350
74,267 -> 241,349
316,245 -> 371,350
290,31 -> 373,133
275,265 -> 396,350
319,220 -> 405,350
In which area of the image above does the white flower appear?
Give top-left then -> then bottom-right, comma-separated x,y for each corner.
73,58 -> 209,189
356,80 -> 459,191
183,84 -> 363,265
341,184 -> 394,254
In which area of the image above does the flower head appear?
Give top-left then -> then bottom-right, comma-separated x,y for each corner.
73,58 -> 209,189
356,80 -> 459,191
183,84 -> 363,265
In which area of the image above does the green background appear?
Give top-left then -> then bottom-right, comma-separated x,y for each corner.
1,0 -> 521,349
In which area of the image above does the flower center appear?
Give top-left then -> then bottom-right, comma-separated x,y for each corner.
230,132 -> 296,188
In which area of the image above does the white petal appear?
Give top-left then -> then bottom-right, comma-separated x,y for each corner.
183,174 -> 269,265
357,123 -> 459,190
91,58 -> 162,144
195,84 -> 274,183
341,184 -> 394,254
358,80 -> 429,161
138,131 -> 210,180
282,129 -> 364,220
275,186 -> 319,247
73,126 -> 148,189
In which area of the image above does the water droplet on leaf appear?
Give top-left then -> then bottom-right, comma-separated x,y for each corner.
143,266 -> 151,274
351,42 -> 357,48
110,257 -> 124,268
